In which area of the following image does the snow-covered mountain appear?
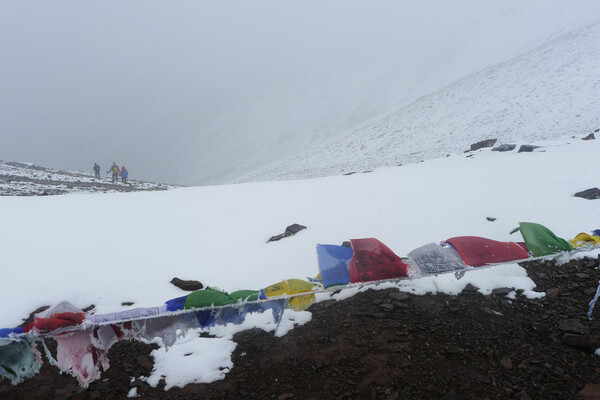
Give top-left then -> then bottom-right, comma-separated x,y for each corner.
236,21 -> 600,182
0,160 -> 179,196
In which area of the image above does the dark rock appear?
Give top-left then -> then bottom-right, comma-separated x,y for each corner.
268,223 -> 307,242
136,355 -> 154,372
518,145 -> 540,153
577,383 -> 600,399
519,390 -> 532,400
558,319 -> 589,335
561,333 -> 600,352
89,390 -> 102,400
389,292 -> 410,301
170,277 -> 203,291
285,223 -> 307,235
268,232 -> 291,242
470,139 -> 497,151
446,346 -> 465,354
582,133 -> 595,141
440,389 -> 462,400
492,287 -> 512,296
121,302 -> 135,306
546,288 -> 562,298
500,357 -> 512,369
486,217 -> 496,222
575,188 -> 600,200
461,283 -> 479,294
81,304 -> 96,313
492,144 -> 516,152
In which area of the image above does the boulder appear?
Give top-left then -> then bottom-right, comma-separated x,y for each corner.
268,223 -> 307,242
518,145 -> 540,153
470,139 -> 497,151
575,188 -> 600,200
582,133 -> 595,141
492,144 -> 516,152
285,223 -> 307,235
170,277 -> 203,291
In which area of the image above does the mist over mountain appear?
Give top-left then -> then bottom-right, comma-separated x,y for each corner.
1,1 -> 599,185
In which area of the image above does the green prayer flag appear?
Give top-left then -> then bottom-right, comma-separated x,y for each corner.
518,222 -> 574,257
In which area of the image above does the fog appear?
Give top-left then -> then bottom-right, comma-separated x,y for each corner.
1,1 -> 598,185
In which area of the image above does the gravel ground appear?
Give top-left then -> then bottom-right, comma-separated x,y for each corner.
2,256 -> 600,400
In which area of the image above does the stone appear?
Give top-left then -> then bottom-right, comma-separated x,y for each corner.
561,333 -> 600,352
487,217 -> 496,222
285,223 -> 307,235
546,288 -> 562,298
136,355 -> 154,372
446,346 -> 465,354
492,287 -> 512,296
575,188 -> 600,200
558,319 -> 589,335
577,383 -> 600,399
268,223 -> 307,242
470,139 -> 497,151
518,145 -> 540,153
500,357 -> 513,369
582,133 -> 595,141
492,144 -> 516,152
170,277 -> 203,291
461,283 -> 479,294
389,292 -> 410,301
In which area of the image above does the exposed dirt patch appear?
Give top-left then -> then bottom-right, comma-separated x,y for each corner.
2,257 -> 600,399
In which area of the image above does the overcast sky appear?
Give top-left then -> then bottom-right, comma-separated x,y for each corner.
1,1 -> 599,185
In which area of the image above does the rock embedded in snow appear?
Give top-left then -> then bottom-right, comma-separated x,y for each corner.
469,139 -> 497,151
582,133 -> 595,141
170,277 -> 203,291
492,144 -> 516,152
267,223 -> 307,243
574,188 -> 600,200
517,145 -> 540,153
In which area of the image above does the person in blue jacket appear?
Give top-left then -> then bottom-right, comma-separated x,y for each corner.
121,166 -> 128,183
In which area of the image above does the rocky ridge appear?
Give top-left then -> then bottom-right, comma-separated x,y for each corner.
0,160 -> 180,196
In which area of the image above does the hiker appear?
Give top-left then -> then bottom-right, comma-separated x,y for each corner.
107,162 -> 120,183
93,163 -> 101,179
121,166 -> 128,184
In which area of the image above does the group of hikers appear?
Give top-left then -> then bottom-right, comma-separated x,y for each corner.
93,162 -> 128,184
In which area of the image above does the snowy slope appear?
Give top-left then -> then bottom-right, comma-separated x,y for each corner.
0,136 -> 598,329
236,22 -> 600,182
